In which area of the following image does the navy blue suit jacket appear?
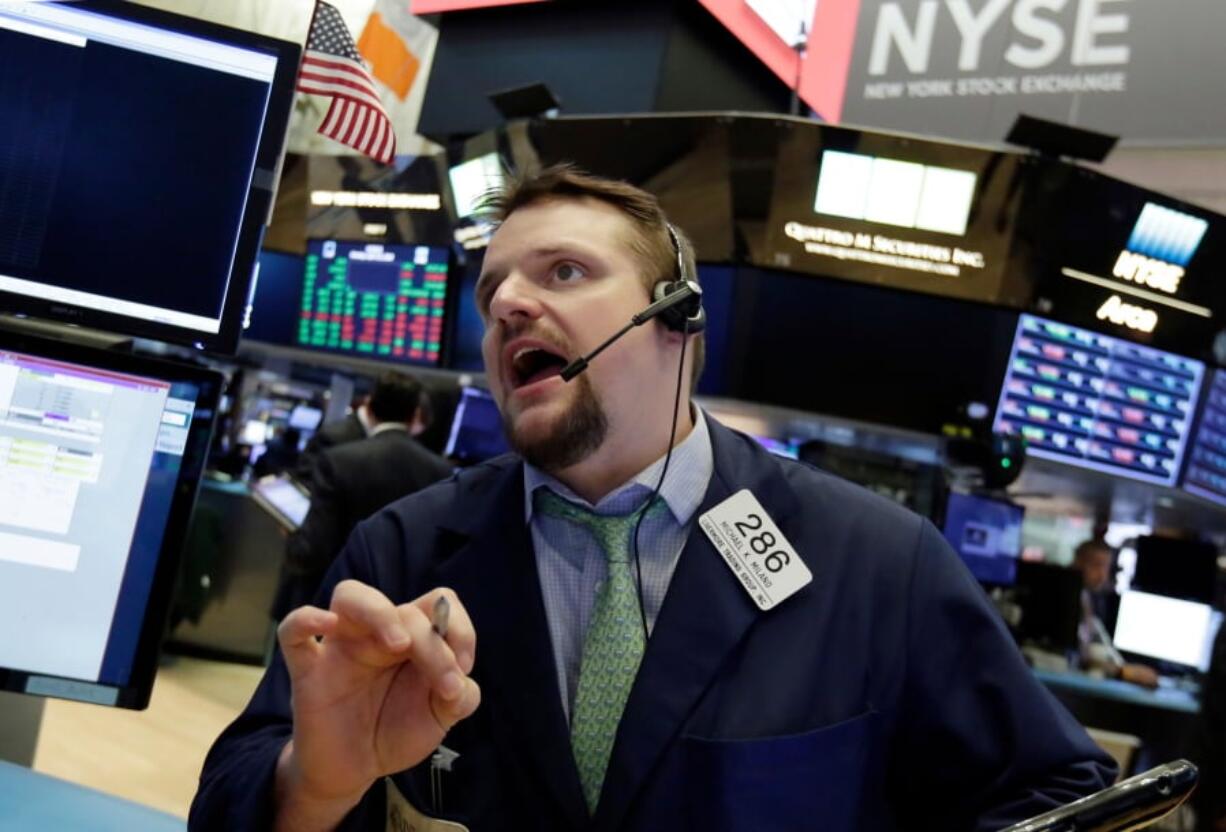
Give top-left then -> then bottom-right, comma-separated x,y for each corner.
191,418 -> 1113,830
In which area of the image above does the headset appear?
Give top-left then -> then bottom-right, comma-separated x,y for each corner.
652,224 -> 706,334
559,221 -> 704,641
559,223 -> 705,381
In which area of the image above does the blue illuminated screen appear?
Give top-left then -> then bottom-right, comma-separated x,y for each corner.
993,314 -> 1203,487
941,492 -> 1024,585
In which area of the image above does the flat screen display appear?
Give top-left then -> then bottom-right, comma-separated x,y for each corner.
252,474 -> 310,531
296,240 -> 450,366
444,387 -> 508,464
0,330 -> 220,708
244,249 -> 305,347
1113,590 -> 1223,672
1131,535 -> 1217,605
993,314 -> 1203,486
0,1 -> 299,353
941,492 -> 1024,585
448,153 -> 504,219
726,266 -> 1019,435
1182,369 -> 1226,506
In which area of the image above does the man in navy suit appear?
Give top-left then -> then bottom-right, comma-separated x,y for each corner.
191,166 -> 1113,831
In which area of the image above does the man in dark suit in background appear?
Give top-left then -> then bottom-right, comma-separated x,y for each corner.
272,372 -> 453,620
295,396 -> 371,483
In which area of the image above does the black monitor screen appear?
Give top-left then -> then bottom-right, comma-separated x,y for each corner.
941,492 -> 1024,585
1132,535 -> 1217,605
725,266 -> 1019,434
244,249 -> 304,346
1014,561 -> 1083,653
0,330 -> 220,708
296,240 -> 450,366
444,387 -> 508,464
993,314 -> 1204,487
0,1 -> 300,352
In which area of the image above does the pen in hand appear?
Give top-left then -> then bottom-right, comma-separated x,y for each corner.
432,595 -> 450,639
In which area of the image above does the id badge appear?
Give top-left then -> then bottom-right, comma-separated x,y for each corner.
385,777 -> 470,832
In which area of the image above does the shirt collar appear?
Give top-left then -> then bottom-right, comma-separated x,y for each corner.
371,421 -> 408,436
523,406 -> 713,526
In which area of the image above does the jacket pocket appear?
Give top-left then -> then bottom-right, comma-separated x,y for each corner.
680,710 -> 882,832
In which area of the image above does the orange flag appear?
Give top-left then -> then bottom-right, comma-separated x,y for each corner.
357,11 -> 419,101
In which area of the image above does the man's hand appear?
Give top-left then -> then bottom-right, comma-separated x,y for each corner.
1118,662 -> 1159,688
273,581 -> 480,830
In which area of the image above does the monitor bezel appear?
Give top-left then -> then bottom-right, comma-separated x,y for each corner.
0,0 -> 302,356
0,327 -> 222,709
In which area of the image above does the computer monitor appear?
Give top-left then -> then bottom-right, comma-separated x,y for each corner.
444,387 -> 509,464
1131,535 -> 1217,605
0,329 -> 221,708
251,474 -> 310,531
448,153 -> 504,219
0,1 -> 300,353
1113,590 -> 1224,672
941,492 -> 1025,586
1014,560 -> 1084,653
1181,369 -> 1226,506
288,404 -> 324,432
244,249 -> 305,347
993,314 -> 1204,487
296,240 -> 450,367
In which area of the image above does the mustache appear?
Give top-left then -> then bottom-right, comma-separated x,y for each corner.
499,322 -> 573,356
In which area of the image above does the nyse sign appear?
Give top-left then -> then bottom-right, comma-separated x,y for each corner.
864,0 -> 1129,102
868,0 -> 1129,77
840,0 -> 1226,144
1063,202 -> 1213,338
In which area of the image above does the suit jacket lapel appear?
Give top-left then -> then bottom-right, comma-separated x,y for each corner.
432,460 -> 589,829
593,421 -> 805,832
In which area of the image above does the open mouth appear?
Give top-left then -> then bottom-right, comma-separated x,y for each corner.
509,344 -> 569,389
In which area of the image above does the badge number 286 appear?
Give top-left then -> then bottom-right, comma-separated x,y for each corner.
699,489 -> 812,611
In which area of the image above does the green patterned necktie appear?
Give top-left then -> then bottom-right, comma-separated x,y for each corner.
533,488 -> 668,814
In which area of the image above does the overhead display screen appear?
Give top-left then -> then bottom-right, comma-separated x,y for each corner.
993,314 -> 1203,487
1182,370 -> 1226,505
296,240 -> 449,366
1023,167 -> 1226,355
762,125 -> 1027,308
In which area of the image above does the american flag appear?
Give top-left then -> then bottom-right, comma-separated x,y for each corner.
296,1 -> 397,164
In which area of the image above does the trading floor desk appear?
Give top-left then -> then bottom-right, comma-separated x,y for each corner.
1035,669 -> 1201,774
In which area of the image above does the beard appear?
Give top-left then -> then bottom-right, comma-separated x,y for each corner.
502,371 -> 609,472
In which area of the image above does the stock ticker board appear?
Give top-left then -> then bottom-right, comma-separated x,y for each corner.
993,314 -> 1203,487
296,241 -> 448,366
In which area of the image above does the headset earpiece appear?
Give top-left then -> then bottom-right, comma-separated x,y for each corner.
651,280 -> 706,334
658,224 -> 706,334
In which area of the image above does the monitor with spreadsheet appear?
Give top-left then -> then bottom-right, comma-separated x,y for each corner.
993,314 -> 1204,487
0,329 -> 220,708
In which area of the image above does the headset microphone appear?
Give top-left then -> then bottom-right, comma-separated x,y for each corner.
559,279 -> 703,382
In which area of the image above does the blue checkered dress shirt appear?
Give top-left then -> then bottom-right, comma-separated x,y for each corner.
523,408 -> 715,720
